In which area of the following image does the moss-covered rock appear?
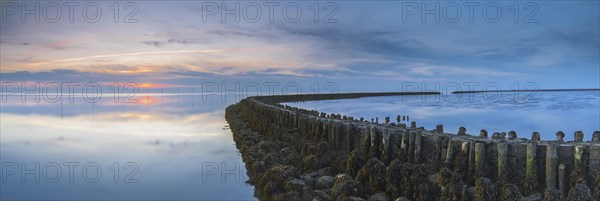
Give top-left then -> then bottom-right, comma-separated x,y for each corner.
474,177 -> 497,201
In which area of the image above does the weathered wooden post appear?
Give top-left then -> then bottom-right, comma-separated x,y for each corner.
546,143 -> 557,190
414,131 -> 422,163
436,124 -> 444,134
574,131 -> 584,142
446,139 -> 457,164
508,131 -> 517,140
345,123 -> 355,152
492,132 -> 501,139
382,128 -> 391,163
531,132 -> 540,141
558,164 -> 566,194
458,127 -> 466,135
335,122 -> 343,150
573,145 -> 585,171
407,131 -> 416,163
556,131 -> 565,143
479,129 -> 488,138
498,141 -> 508,184
593,131 -> 600,142
475,142 -> 485,178
410,121 -> 416,129
460,141 -> 471,174
525,142 -> 537,188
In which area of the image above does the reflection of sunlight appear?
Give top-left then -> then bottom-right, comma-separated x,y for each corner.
0,110 -> 227,144
137,95 -> 160,105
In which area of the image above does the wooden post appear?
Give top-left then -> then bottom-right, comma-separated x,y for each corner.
479,130 -> 488,138
556,131 -> 565,144
436,124 -> 444,134
458,127 -> 466,135
532,132 -> 540,141
508,131 -> 517,140
475,142 -> 485,178
408,131 -> 416,163
558,164 -> 566,194
498,141 -> 508,183
592,131 -> 600,142
526,142 -> 537,180
414,131 -> 422,163
546,143 -> 557,190
382,128 -> 391,163
335,122 -> 343,150
345,123 -> 354,152
574,131 -> 584,142
446,139 -> 457,164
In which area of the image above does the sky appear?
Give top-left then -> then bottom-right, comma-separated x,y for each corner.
1,1 -> 599,93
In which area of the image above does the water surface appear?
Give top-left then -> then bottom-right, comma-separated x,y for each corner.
1,93 -> 255,200
286,91 -> 600,141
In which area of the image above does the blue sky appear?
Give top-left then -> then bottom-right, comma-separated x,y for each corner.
1,1 -> 599,92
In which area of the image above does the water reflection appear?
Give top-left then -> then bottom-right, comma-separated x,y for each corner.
0,94 -> 255,200
286,91 -> 600,141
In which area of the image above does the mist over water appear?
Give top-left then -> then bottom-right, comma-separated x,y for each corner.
286,91 -> 600,141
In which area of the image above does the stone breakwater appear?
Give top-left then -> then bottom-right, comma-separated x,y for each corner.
225,92 -> 600,201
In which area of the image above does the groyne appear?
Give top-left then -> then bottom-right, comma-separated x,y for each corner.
225,92 -> 600,201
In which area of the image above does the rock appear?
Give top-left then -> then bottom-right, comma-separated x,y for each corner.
303,155 -> 321,172
331,174 -> 363,198
314,190 -> 334,201
257,140 -> 281,152
501,183 -> 522,201
409,164 -> 430,201
542,189 -> 562,201
385,159 -> 403,198
475,177 -> 497,201
258,165 -> 300,197
302,174 -> 317,188
285,179 -> 306,192
318,142 -> 331,155
566,184 -> 592,201
324,188 -> 332,195
316,176 -> 334,189
302,186 -> 315,201
318,167 -> 332,177
279,147 -> 301,166
273,191 -> 302,201
368,192 -> 390,201
356,158 -> 386,193
437,168 -> 465,200
340,196 -> 367,201
395,197 -> 411,201
347,150 -> 365,177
